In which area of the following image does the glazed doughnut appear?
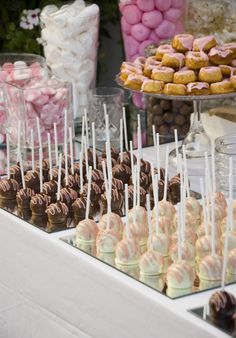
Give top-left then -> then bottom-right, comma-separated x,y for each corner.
193,35 -> 217,52
119,67 -> 143,82
163,83 -> 187,96
146,56 -> 159,64
219,65 -> 236,77
223,43 -> 236,58
186,82 -> 210,95
161,52 -> 185,69
230,75 -> 236,88
199,66 -> 223,83
141,79 -> 164,93
172,34 -> 194,52
124,74 -> 148,90
155,44 -> 176,61
185,51 -> 209,70
231,59 -> 236,67
151,66 -> 175,83
133,56 -> 146,69
143,59 -> 161,77
173,68 -> 196,84
210,80 -> 235,94
121,61 -> 142,71
209,46 -> 233,65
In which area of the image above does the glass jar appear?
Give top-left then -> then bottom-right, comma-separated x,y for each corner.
40,1 -> 99,127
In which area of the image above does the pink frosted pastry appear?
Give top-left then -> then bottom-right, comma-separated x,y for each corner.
173,67 -> 196,84
133,56 -> 146,68
193,35 -> 217,52
96,229 -> 118,254
98,213 -> 123,240
161,52 -> 185,69
142,10 -> 163,29
199,254 -> 223,290
170,241 -> 196,269
76,219 -> 99,245
187,82 -> 210,95
172,34 -> 194,52
186,51 -> 209,70
155,44 -> 176,61
227,248 -> 236,282
166,260 -> 195,297
115,237 -> 140,266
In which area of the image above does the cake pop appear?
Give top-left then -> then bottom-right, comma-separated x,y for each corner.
227,248 -> 236,282
96,228 -> 118,254
10,163 -> 22,186
25,171 -> 40,193
102,146 -> 119,161
98,213 -> 123,240
76,219 -> 99,245
118,151 -> 137,168
101,177 -> 123,193
199,254 -> 223,290
91,168 -> 104,189
72,196 -> 94,222
209,290 -> 236,328
185,196 -> 202,225
112,163 -> 131,184
128,184 -> 146,209
62,173 -> 80,190
101,188 -> 123,215
42,180 -> 58,202
46,201 -> 69,224
30,193 -> 51,216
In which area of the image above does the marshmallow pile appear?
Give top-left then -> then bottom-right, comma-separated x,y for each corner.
120,0 -> 186,61
40,0 -> 99,116
5,75 -> 72,147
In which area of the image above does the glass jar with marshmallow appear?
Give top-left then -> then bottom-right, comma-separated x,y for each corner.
40,0 -> 99,127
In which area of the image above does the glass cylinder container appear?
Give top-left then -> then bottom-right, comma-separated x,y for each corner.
40,1 -> 99,127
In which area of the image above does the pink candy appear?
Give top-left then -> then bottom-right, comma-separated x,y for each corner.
149,30 -> 160,43
164,8 -> 182,22
123,5 -> 142,25
155,0 -> 172,11
124,35 -> 139,57
131,23 -> 150,42
137,0 -> 155,12
142,10 -> 163,29
121,16 -> 132,34
171,0 -> 185,9
155,20 -> 176,39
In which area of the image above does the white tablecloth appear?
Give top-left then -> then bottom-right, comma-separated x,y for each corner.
0,144 -> 232,338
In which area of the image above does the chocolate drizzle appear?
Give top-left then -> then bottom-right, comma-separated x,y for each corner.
209,290 -> 236,325
16,187 -> 35,209
0,178 -> 19,200
112,163 -> 131,184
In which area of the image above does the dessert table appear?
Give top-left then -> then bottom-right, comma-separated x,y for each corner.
0,142 -> 231,338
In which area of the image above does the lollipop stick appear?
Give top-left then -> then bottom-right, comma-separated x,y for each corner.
120,119 -> 123,163
57,154 -> 62,201
84,108 -> 89,146
200,178 -> 208,236
19,152 -> 26,190
130,141 -> 134,184
146,194 -> 153,250
79,152 -> 83,195
30,129 -> 35,171
163,146 -> 169,201
156,133 -> 160,179
177,203 -> 182,261
229,157 -> 233,231
85,166 -> 92,220
17,120 -> 21,163
211,140 -> 216,194
133,165 -> 137,225
154,174 -> 159,234
69,127 -> 74,175
39,148 -> 43,194
81,116 -> 85,156
123,107 -> 128,151
53,123 -> 58,167
92,122 -> 96,170
182,145 -> 190,198
6,133 -> 10,179
47,133 -> 52,181
137,152 -> 140,207
125,183 -> 130,238
152,125 -> 156,147
221,202 -> 230,290
84,136 -> 89,178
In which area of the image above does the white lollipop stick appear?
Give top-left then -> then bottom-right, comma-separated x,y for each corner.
39,148 -> 43,194
17,120 -> 21,163
211,192 -> 216,257
177,203 -> 182,261
19,152 -> 26,190
122,106 -> 128,151
133,165 -> 137,225
81,116 -> 85,156
174,129 -> 179,171
69,127 -> 74,175
125,183 -> 130,238
101,161 -> 111,229
85,166 -> 92,220
72,80 -> 77,120
229,157 -> 233,231
120,119 -> 123,163
36,117 -> 42,150
137,151 -> 141,207
64,134 -> 68,187
30,129 -> 35,171
105,141 -> 112,186
200,178 -> 208,237
6,133 -> 10,179
152,125 -> 156,147
163,146 -> 169,201
146,194 -> 153,250
211,140 -> 216,195
156,133 -> 160,179
129,141 -> 134,184
64,107 -> 68,154
79,152 -> 83,195
47,133 -> 52,181
102,161 -> 108,199
53,123 -> 58,167
84,108 -> 89,146
137,124 -> 142,160
182,145 -> 190,198
154,174 -> 159,234
91,122 -> 96,170
57,154 -> 62,201
84,136 -> 89,178
221,201 -> 230,290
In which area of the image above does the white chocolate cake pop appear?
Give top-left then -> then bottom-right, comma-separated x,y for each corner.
173,211 -> 199,232
76,219 -> 99,244
170,242 -> 196,269
198,254 -> 223,290
151,215 -> 174,235
197,222 -> 222,239
115,237 -> 140,266
227,248 -> 236,282
154,200 -> 176,221
171,227 -> 197,247
221,216 -> 236,233
139,250 -> 164,276
195,235 -> 221,262
98,213 -> 123,240
185,196 -> 202,225
96,229 -> 118,254
221,231 -> 236,252
214,191 -> 227,210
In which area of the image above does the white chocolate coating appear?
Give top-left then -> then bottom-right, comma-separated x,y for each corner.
98,213 -> 123,240
139,250 -> 164,276
199,254 -> 223,281
96,229 -> 118,254
76,219 -> 99,243
115,237 -> 140,266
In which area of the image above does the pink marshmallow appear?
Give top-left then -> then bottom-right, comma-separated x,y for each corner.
124,35 -> 139,57
122,5 -> 142,25
164,8 -> 182,22
2,63 -> 14,74
32,94 -> 49,106
26,102 -> 38,119
142,10 -> 163,29
149,30 -> 161,43
121,16 -> 132,34
138,40 -> 153,56
119,0 -> 136,11
131,23 -> 150,42
41,87 -> 56,96
0,71 -> 7,83
51,88 -> 67,103
137,0 -> 155,12
24,89 -> 42,102
171,0 -> 185,9
155,0 -> 171,11
132,93 -> 145,109
155,20 -> 175,39
175,20 -> 184,34
129,54 -> 140,62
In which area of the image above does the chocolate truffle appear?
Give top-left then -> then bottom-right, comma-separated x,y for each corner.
112,163 -> 131,184
46,201 -> 69,224
102,146 -> 119,161
62,173 -> 80,190
209,290 -> 236,327
16,187 -> 35,209
128,185 -> 146,209
0,178 -> 19,200
72,196 -> 94,222
101,188 -> 123,214
118,151 -> 137,168
91,169 -> 104,189
42,180 -> 58,202
30,193 -> 51,216
25,171 -> 40,193
60,187 -> 78,209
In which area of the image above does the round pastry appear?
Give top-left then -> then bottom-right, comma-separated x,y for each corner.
148,179 -> 165,208
139,250 -> 164,276
127,184 -> 146,209
187,82 -> 210,95
148,232 -> 170,258
151,66 -> 175,83
96,229 -> 118,254
101,188 -> 123,214
101,178 -> 123,193
115,237 -> 140,266
186,51 -> 209,70
76,219 -> 99,244
143,61 -> 161,77
0,178 -> 19,200
173,68 -> 196,84
120,67 -> 142,82
42,180 -> 58,202
52,167 -> 66,182
155,44 -> 176,61
133,56 -> 146,69
72,196 -> 94,222
60,186 -> 78,208
25,171 -> 40,193
209,290 -> 236,327
172,34 -> 194,52
98,212 -> 123,240
210,80 -> 234,94
102,146 -> 120,161
231,75 -> 236,88
141,79 -> 164,93
193,35 -> 217,52
161,52 -> 185,69
124,73 -> 147,90
30,193 -> 51,216
16,187 -> 35,209
223,43 -> 236,58
118,151 -> 137,168
10,163 -> 22,186
46,201 -> 69,224
219,65 -> 236,77
121,61 -> 143,72
91,169 -> 104,189
199,66 -> 223,83
112,163 -> 131,184
62,173 -> 80,191
163,83 -> 186,96
152,215 -> 174,236
209,46 -> 233,65
173,211 -> 199,232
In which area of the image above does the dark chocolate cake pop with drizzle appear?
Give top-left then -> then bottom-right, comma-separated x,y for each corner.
72,161 -> 86,176
10,162 -> 22,186
42,180 -> 58,203
169,174 -> 180,205
209,290 -> 236,328
25,171 -> 40,193
60,186 -> 78,209
97,157 -> 117,173
52,167 -> 66,182
84,148 -> 98,168
72,196 -> 94,222
35,159 -> 49,181
91,168 -> 104,189
62,173 -> 80,191
153,167 -> 165,181
128,184 -> 146,209
46,201 -> 69,224
102,146 -> 119,161
112,163 -> 131,185
16,155 -> 35,209
118,151 -> 137,168
102,177 -> 124,193
148,179 -> 165,208
101,187 -> 123,215
30,193 -> 51,216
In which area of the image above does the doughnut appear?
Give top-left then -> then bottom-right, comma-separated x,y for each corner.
124,74 -> 148,90
210,80 -> 235,94
133,56 -> 146,69
219,65 -> 236,77
163,83 -> 186,96
223,43 -> 236,58
172,34 -> 194,52
231,75 -> 236,88
119,64 -> 143,82
193,35 -> 217,52
155,44 -> 176,61
151,66 -> 175,83
185,51 -> 209,70
209,46 -> 233,65
231,59 -> 236,67
173,68 -> 196,84
146,56 -> 158,64
121,61 -> 142,71
141,79 -> 164,93
143,62 -> 161,77
161,52 -> 185,69
186,82 -> 210,95
199,66 -> 223,83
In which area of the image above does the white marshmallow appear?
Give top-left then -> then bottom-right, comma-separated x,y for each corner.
14,61 -> 27,69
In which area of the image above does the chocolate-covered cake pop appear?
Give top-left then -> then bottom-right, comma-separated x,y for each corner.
169,174 -> 181,204
118,151 -> 137,168
36,159 -> 49,181
10,163 -> 22,186
102,178 -> 124,193
46,201 -> 69,224
140,158 -> 151,176
60,186 -> 78,209
42,180 -> 58,202
30,193 -> 51,216
84,148 -> 98,168
61,154 -> 71,169
102,146 -> 119,161
83,181 -> 101,201
153,167 -> 165,181
209,290 -> 236,328
148,179 -> 165,208
25,171 -> 40,193
16,187 -> 35,209
101,188 -> 123,215
128,185 -> 146,209
112,163 -> 131,184
52,167 -> 66,182
72,196 -> 94,222
62,173 -> 80,190
97,157 -> 117,172
91,169 -> 104,189
72,162 -> 86,176
0,178 -> 19,200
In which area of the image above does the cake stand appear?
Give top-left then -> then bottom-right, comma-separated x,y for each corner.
116,75 -> 236,174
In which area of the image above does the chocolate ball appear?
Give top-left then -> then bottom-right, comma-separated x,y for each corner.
163,112 -> 174,124
180,104 -> 193,115
153,115 -> 163,126
175,114 -> 185,126
160,100 -> 171,111
152,104 -> 163,116
112,163 -> 131,184
169,125 -> 181,135
158,124 -> 169,135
